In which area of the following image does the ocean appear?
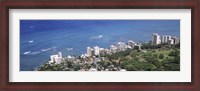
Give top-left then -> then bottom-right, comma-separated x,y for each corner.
20,20 -> 180,71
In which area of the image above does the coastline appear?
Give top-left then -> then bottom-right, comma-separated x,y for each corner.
36,33 -> 180,71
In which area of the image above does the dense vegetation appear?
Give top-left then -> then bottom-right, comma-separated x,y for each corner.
102,44 -> 180,71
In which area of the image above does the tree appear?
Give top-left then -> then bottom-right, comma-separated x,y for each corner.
168,49 -> 179,57
119,57 -> 129,62
73,64 -> 80,71
85,64 -> 91,69
159,54 -> 164,59
174,43 -> 180,48
67,61 -> 73,68
125,64 -> 137,71
99,61 -> 109,69
112,61 -> 119,67
142,63 -> 155,71
174,55 -> 180,64
163,64 -> 180,71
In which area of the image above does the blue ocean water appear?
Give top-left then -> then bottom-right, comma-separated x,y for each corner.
20,20 -> 180,71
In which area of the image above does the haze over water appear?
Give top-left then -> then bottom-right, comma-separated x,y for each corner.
20,20 -> 180,71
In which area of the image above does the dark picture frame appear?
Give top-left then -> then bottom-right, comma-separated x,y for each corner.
0,0 -> 199,91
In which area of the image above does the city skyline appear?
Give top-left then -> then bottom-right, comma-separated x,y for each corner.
50,33 -> 180,66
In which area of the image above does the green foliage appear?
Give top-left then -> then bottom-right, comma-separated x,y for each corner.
67,61 -> 73,68
73,64 -> 80,71
168,49 -> 179,57
99,61 -> 108,68
159,54 -> 164,59
174,43 -> 180,48
85,64 -> 91,69
163,64 -> 180,71
117,46 -> 180,71
108,49 -> 132,60
112,61 -> 119,67
121,60 -> 155,71
119,57 -> 129,62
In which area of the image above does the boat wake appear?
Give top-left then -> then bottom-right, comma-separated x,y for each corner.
28,40 -> 34,43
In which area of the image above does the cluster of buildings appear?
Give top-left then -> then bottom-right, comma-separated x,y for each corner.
85,40 -> 141,57
152,33 -> 180,45
48,39 -> 143,64
48,33 -> 180,65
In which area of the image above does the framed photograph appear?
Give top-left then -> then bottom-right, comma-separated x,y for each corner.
1,0 -> 199,91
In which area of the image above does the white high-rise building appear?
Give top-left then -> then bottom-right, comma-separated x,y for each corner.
54,57 -> 62,64
172,37 -> 180,44
99,48 -> 105,55
104,48 -> 111,54
116,42 -> 127,51
110,45 -> 118,53
152,33 -> 161,45
167,36 -> 171,42
50,55 -> 58,63
162,35 -> 171,43
169,39 -> 174,45
162,35 -> 167,43
58,52 -> 62,58
162,35 -> 177,45
87,47 -> 93,57
49,52 -> 63,64
94,46 -> 100,56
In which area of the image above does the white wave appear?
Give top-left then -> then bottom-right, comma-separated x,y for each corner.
29,51 -> 41,55
66,48 -> 73,51
24,51 -> 31,55
51,47 -> 57,52
28,40 -> 34,43
41,47 -> 57,52
89,35 -> 103,39
24,51 -> 41,55
41,48 -> 51,52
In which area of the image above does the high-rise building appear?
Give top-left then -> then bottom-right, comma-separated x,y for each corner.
104,48 -> 111,54
110,45 -> 117,53
49,52 -> 63,64
58,52 -> 62,58
167,36 -> 171,42
94,46 -> 100,56
152,33 -> 161,45
162,35 -> 171,44
87,47 -> 93,57
172,37 -> 180,44
99,48 -> 105,55
50,55 -> 58,63
168,39 -> 174,45
116,42 -> 127,51
54,57 -> 62,64
162,35 -> 167,43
